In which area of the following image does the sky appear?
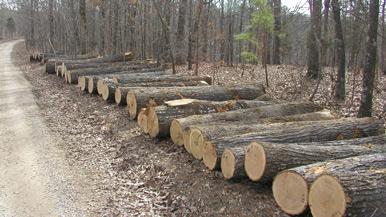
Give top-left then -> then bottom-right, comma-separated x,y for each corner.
282,0 -> 310,14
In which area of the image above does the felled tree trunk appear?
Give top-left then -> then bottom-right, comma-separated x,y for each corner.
115,81 -> 209,106
172,102 -> 323,150
145,99 -> 274,139
127,84 -> 266,120
204,118 -> 384,170
113,74 -> 212,85
275,154 -> 386,217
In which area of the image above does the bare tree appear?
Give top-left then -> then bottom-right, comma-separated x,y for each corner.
307,0 -> 322,79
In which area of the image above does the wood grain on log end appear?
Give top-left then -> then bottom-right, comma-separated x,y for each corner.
137,108 -> 149,133
244,142 -> 266,181
78,76 -> 86,91
202,141 -> 219,170
221,149 -> 236,180
97,79 -> 104,95
102,83 -> 110,101
272,171 -> 309,215
147,107 -> 159,137
88,77 -> 96,94
127,91 -> 137,120
170,120 -> 184,146
61,63 -> 66,77
190,128 -> 205,160
309,175 -> 346,217
115,87 -> 123,105
183,128 -> 192,153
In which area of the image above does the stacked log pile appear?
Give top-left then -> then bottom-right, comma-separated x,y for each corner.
40,53 -> 386,217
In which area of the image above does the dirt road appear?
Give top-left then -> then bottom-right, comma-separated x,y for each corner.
0,41 -> 88,216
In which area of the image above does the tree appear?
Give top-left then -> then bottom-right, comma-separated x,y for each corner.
272,0 -> 281,64
6,17 -> 15,38
358,0 -> 379,117
331,0 -> 346,101
79,0 -> 88,54
306,0 -> 322,79
176,0 -> 188,64
48,0 -> 54,50
235,0 -> 274,87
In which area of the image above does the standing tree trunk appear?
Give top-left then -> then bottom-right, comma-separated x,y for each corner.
321,0 -> 330,66
30,0 -> 35,48
176,0 -> 188,65
381,0 -> 386,74
306,0 -> 322,79
48,0 -> 54,51
332,0 -> 346,101
79,0 -> 87,54
358,0 -> 379,117
193,0 -> 204,75
187,0 -> 193,70
272,0 -> 281,65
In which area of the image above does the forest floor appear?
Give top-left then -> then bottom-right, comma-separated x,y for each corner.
11,40 -> 385,216
12,43 -> 289,216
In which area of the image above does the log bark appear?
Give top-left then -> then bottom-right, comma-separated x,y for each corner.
114,74 -> 212,85
67,66 -> 163,84
272,140 -> 386,216
115,81 -> 209,106
276,154 -> 386,217
204,118 -> 384,170
173,102 -> 323,151
190,111 -> 336,160
127,84 -> 266,120
146,100 -> 273,138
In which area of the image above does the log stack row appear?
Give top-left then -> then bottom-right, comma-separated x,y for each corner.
41,53 -> 386,217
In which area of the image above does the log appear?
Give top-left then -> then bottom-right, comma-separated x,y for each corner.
173,102 -> 324,152
308,154 -> 386,217
203,118 -> 385,170
115,80 -> 209,106
146,99 -> 274,139
272,139 -> 386,216
114,74 -> 213,85
127,84 -> 266,120
61,53 -> 133,70
67,66 -> 162,84
274,154 -> 386,217
191,111 -> 336,160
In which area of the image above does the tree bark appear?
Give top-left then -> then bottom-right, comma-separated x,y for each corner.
176,0 -> 188,64
306,0 -> 322,79
115,74 -> 212,85
272,0 -> 281,64
147,99 -> 273,138
358,0 -> 379,117
332,0 -> 346,101
304,154 -> 386,217
79,0 -> 87,54
127,84 -> 266,120
205,117 -> 384,170
115,81 -> 210,106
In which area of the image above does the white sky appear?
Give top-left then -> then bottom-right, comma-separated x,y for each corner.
282,0 -> 310,14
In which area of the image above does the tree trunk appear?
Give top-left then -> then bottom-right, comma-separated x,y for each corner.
79,0 -> 87,54
332,0 -> 346,101
306,0 -> 322,79
48,0 -> 54,51
302,154 -> 386,217
176,0 -> 188,65
205,117 -> 384,170
127,84 -> 265,120
147,99 -> 273,138
358,0 -> 379,117
272,0 -> 281,64
115,74 -> 211,85
273,140 -> 386,216
115,81 -> 210,106
172,102 -> 323,148
190,112 -> 336,160
321,0 -> 330,66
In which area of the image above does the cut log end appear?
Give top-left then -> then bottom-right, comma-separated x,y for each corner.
79,77 -> 86,91
170,120 -> 184,146
183,129 -> 192,153
272,171 -> 309,215
147,107 -> 159,138
67,72 -> 73,84
202,142 -> 218,170
309,175 -> 346,217
88,77 -> 95,94
115,88 -> 122,105
127,91 -> 137,120
189,128 -> 204,160
137,109 -> 149,133
97,80 -> 104,95
165,99 -> 197,107
221,149 -> 236,180
102,84 -> 109,101
245,142 -> 266,181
